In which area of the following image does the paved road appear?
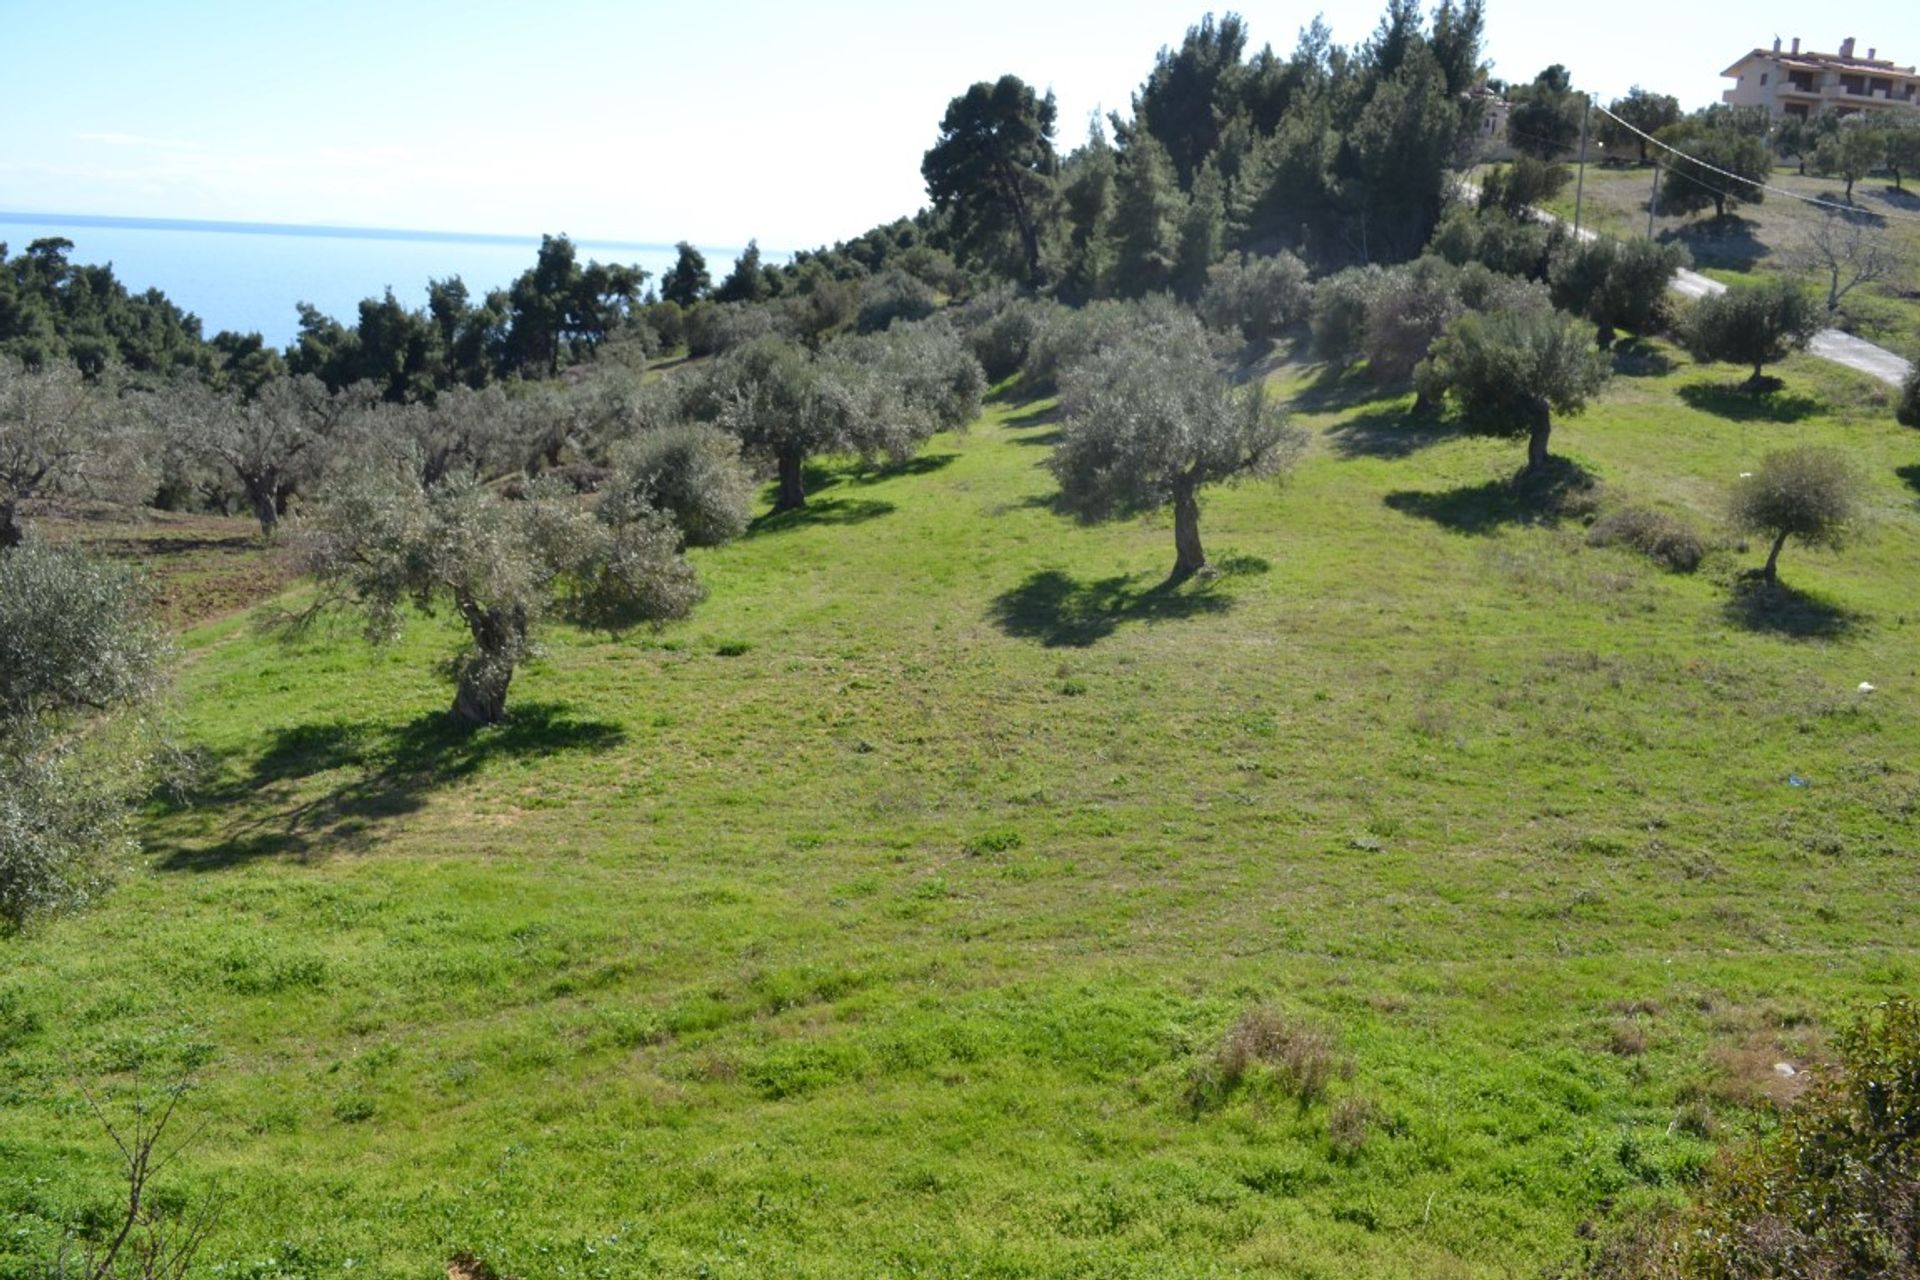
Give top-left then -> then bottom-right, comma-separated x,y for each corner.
1463,179 -> 1914,388
1671,266 -> 1913,387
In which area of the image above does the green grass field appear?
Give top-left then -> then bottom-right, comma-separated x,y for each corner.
1542,161 -> 1920,347
3,344 -> 1918,1279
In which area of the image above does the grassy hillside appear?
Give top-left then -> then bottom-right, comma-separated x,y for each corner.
3,345 -> 1918,1279
1541,161 -> 1920,346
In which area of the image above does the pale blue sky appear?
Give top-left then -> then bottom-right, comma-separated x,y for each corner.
2,1 -> 1910,247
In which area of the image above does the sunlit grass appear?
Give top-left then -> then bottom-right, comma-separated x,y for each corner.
2,343 -> 1917,1279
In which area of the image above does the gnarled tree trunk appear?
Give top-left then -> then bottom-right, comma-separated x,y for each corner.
0,500 -> 20,550
1170,481 -> 1206,582
452,601 -> 528,726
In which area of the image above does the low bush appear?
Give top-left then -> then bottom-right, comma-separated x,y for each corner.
855,269 -> 939,334
1587,505 -> 1708,573
1197,252 -> 1312,343
1574,997 -> 1920,1279
1187,1006 -> 1348,1112
1899,360 -> 1919,428
1310,266 -> 1384,368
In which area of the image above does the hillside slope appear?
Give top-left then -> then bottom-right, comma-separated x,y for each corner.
3,345 -> 1918,1279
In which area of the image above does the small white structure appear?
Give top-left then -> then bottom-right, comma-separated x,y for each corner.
1722,36 -> 1920,121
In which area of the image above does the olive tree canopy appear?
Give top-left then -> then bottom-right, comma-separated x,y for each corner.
1729,445 -> 1863,582
0,539 -> 167,928
303,470 -> 711,726
1417,308 -> 1611,474
1049,308 -> 1305,581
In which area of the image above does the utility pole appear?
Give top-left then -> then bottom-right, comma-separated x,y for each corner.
1573,93 -> 1592,239
1647,158 -> 1661,239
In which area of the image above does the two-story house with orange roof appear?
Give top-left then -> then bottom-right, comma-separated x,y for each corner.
1722,36 -> 1920,121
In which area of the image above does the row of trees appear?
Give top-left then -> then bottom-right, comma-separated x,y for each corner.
922,3 -> 1495,301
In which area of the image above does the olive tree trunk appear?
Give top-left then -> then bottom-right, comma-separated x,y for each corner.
0,500 -> 20,550
1761,529 -> 1790,582
451,602 -> 528,726
774,446 -> 807,512
1170,481 -> 1206,581
1524,401 -> 1554,475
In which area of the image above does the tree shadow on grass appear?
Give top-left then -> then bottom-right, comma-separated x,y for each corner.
1288,366 -> 1388,415
1662,216 -> 1770,272
1609,339 -> 1676,378
1722,577 -> 1864,640
1384,457 -> 1598,536
153,701 -> 626,871
1005,403 -> 1062,430
1325,406 -> 1453,460
1896,463 -> 1920,496
747,496 -> 896,535
1678,382 -> 1825,423
989,568 -> 1234,647
848,453 -> 958,484
1004,403 -> 1063,448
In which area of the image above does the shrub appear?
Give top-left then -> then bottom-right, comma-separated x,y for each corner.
1310,266 -> 1385,368
855,269 -> 939,334
1899,360 -> 1920,428
1197,252 -> 1312,343
1477,155 -> 1571,215
603,424 -> 756,548
1327,1095 -> 1376,1156
684,301 -> 785,358
1210,1006 -> 1345,1106
1728,444 -> 1863,582
1587,505 -> 1708,573
1429,205 -> 1560,279
0,540 -> 167,929
951,287 -> 1047,382
1581,999 -> 1920,1280
1551,238 -> 1690,343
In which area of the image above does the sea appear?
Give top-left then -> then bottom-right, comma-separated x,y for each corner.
0,212 -> 744,349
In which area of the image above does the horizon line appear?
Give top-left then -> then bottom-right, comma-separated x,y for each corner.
0,210 -> 755,257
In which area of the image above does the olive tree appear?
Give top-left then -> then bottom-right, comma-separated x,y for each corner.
351,383 -> 520,488
1363,258 -> 1466,385
1310,266 -> 1385,369
1787,212 -> 1902,315
0,359 -> 132,547
692,338 -> 839,510
602,424 -> 755,547
1050,310 -> 1305,581
0,539 -> 166,928
824,318 -> 986,437
1729,445 -> 1862,582
1198,252 -> 1312,344
1549,237 -> 1690,344
168,374 -> 372,536
1417,309 -> 1611,474
1682,280 -> 1820,389
302,470 -> 710,726
1899,362 -> 1920,429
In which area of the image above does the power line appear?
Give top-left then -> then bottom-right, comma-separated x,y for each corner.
1589,100 -> 1920,225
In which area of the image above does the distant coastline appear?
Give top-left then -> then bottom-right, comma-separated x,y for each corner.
0,210 -> 703,255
